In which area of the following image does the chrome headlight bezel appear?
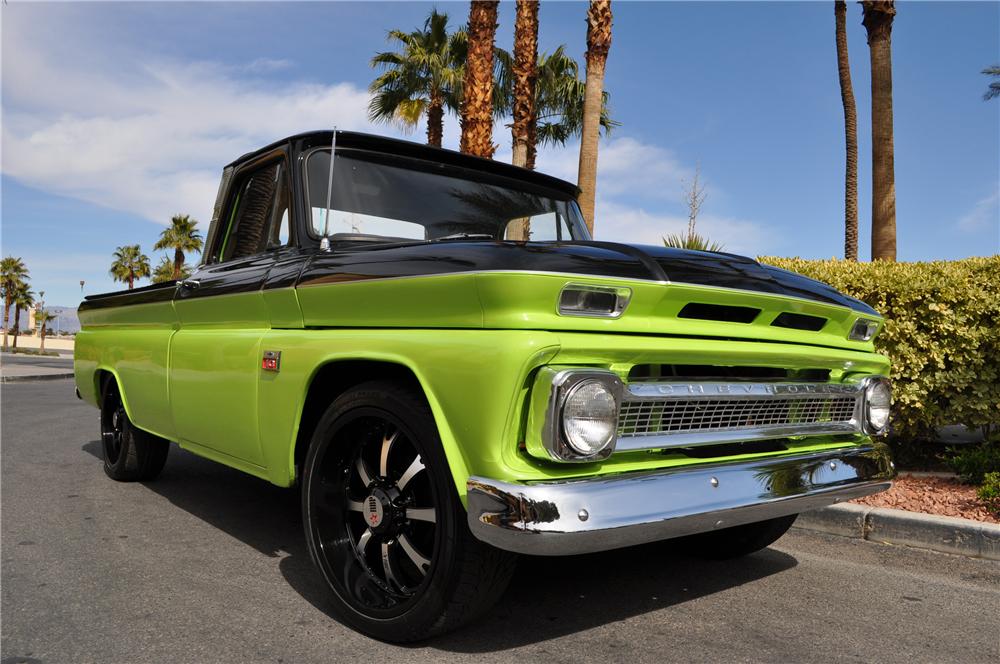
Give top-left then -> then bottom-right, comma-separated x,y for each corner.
525,368 -> 623,462
859,375 -> 892,435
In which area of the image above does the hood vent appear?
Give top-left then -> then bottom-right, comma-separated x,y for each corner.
628,365 -> 832,383
771,312 -> 827,332
678,302 -> 761,324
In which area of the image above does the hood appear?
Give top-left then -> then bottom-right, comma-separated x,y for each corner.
297,240 -> 876,315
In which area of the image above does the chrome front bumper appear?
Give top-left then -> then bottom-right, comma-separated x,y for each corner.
467,442 -> 894,556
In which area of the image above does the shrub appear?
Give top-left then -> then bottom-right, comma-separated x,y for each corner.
945,444 -> 1000,485
977,472 -> 1000,516
761,257 -> 1000,445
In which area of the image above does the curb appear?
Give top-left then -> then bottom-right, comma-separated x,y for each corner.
0,372 -> 75,384
794,503 -> 1000,561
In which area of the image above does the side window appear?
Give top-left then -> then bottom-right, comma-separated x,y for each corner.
216,160 -> 291,262
504,211 -> 571,241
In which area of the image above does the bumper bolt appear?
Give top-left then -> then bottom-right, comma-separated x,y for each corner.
829,461 -> 838,471
578,509 -> 589,522
710,477 -> 719,488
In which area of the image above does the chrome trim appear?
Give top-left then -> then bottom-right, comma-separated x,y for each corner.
557,282 -> 632,318
859,375 -> 891,435
525,368 -> 624,463
468,442 -> 895,556
615,380 -> 866,452
625,381 -> 861,399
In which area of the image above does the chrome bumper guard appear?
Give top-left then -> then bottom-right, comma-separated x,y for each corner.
467,442 -> 894,556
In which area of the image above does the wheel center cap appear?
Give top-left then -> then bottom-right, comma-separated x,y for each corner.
365,494 -> 385,528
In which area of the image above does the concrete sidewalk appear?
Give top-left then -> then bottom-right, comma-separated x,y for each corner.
0,353 -> 75,383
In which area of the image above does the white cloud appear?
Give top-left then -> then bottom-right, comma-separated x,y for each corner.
1,10 -> 375,226
957,188 -> 1000,233
2,5 -> 774,260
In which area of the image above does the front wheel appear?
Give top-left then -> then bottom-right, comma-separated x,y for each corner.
301,380 -> 515,642
677,514 -> 798,560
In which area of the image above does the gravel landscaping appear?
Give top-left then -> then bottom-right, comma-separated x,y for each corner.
852,474 -> 999,524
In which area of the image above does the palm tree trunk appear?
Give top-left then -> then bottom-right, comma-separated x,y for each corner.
577,0 -> 613,236
2,298 -> 10,350
835,1 -> 859,261
862,1 -> 897,261
128,271 -> 135,290
460,0 -> 500,158
426,91 -> 445,147
173,248 -> 184,280
511,0 -> 539,169
40,327 -> 46,352
11,308 -> 20,349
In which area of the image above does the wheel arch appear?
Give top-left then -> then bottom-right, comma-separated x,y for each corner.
289,357 -> 471,501
93,367 -> 131,416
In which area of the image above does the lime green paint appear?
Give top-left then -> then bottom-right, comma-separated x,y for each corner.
76,270 -> 890,501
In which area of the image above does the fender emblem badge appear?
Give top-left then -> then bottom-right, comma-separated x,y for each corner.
262,350 -> 281,372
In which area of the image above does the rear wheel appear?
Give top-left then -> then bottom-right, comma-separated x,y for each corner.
301,380 -> 515,642
100,378 -> 169,481
677,515 -> 798,560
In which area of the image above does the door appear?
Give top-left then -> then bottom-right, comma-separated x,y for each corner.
170,155 -> 294,467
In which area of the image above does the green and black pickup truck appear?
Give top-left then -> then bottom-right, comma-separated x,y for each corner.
75,130 -> 894,641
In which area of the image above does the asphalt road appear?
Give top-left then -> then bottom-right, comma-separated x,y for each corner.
3,379 -> 999,664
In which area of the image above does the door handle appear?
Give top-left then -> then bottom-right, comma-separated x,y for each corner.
179,279 -> 201,291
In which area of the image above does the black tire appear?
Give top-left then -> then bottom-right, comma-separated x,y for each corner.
100,378 -> 169,482
301,380 -> 516,642
677,514 -> 798,560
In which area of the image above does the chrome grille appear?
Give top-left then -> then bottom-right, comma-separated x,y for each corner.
619,395 -> 857,437
614,381 -> 863,452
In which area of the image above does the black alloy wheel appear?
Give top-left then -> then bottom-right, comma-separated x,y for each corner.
302,381 -> 515,642
99,377 -> 170,481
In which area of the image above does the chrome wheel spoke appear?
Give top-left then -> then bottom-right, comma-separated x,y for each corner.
398,533 -> 430,575
381,541 -> 405,592
355,456 -> 374,489
406,507 -> 436,523
347,499 -> 365,513
379,428 -> 399,478
356,528 -> 373,557
396,455 -> 424,491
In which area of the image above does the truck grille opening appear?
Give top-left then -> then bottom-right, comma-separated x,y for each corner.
771,312 -> 827,331
618,395 -> 857,438
628,365 -> 832,383
677,302 -> 761,324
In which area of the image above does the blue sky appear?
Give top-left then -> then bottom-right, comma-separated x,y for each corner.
2,1 -> 998,306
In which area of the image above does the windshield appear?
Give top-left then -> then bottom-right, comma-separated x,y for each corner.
306,149 -> 591,243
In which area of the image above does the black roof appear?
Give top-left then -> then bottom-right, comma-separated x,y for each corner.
227,130 -> 581,198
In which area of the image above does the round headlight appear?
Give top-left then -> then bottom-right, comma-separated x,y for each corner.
864,378 -> 891,434
562,379 -> 618,456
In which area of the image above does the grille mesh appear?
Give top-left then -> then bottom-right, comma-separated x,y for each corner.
618,395 -> 857,437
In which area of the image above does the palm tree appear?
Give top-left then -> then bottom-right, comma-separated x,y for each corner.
983,65 -> 1000,101
109,245 -> 151,290
152,255 -> 190,284
495,46 -> 619,169
577,0 -> 613,236
862,0 -> 897,261
35,309 -> 56,352
369,10 -> 468,147
835,1 -> 859,261
10,281 -> 35,349
460,0 -> 500,157
154,214 -> 203,280
1,256 -> 30,351
510,0 -> 539,171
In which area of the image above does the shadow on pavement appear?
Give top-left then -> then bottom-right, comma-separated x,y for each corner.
81,440 -> 799,651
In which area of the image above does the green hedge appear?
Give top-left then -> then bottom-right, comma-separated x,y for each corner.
760,256 -> 1000,442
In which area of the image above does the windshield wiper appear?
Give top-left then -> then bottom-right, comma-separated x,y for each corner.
432,233 -> 496,242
